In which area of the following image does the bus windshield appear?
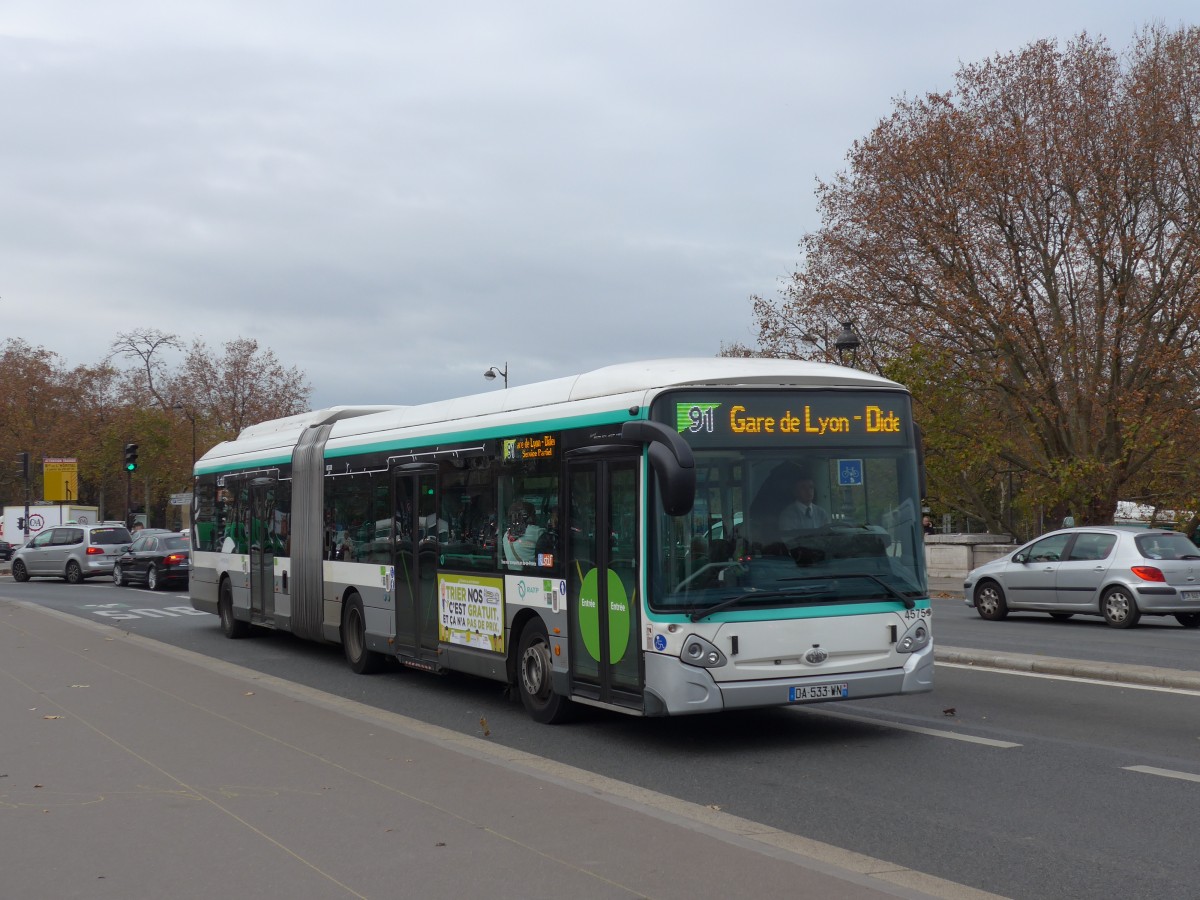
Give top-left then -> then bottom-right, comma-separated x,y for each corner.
650,390 -> 925,614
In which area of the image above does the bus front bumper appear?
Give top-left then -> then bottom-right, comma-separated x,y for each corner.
642,642 -> 934,716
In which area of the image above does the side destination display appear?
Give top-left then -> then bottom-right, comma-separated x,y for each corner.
663,390 -> 912,448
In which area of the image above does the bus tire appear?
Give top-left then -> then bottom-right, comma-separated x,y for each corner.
342,593 -> 384,674
517,619 -> 573,724
218,579 -> 250,639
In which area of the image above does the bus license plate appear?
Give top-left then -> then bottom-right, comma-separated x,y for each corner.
1182,590 -> 1200,601
790,683 -> 849,702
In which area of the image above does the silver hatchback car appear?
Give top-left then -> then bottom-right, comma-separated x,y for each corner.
11,523 -> 134,584
964,526 -> 1200,629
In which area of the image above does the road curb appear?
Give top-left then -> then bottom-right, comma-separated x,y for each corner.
936,645 -> 1200,691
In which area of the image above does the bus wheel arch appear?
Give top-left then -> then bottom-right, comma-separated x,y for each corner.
515,616 -> 573,724
341,591 -> 385,674
506,608 -> 541,684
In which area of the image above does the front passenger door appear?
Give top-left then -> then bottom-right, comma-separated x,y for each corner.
23,531 -> 55,575
1005,533 -> 1071,608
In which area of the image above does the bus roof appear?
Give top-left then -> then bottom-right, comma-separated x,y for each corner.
197,358 -> 902,471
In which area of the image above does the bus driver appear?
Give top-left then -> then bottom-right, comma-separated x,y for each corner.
778,473 -> 829,543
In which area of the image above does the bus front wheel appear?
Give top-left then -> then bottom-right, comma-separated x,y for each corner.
516,620 -> 573,724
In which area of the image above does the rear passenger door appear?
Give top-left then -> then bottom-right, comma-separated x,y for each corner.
1055,531 -> 1117,611
47,527 -> 83,576
131,536 -> 154,580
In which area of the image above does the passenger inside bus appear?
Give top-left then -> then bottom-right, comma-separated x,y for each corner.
502,501 -> 543,569
535,506 -> 559,560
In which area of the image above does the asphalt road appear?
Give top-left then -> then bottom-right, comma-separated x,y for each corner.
5,576 -> 1200,899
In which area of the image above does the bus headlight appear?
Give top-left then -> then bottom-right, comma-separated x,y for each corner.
896,619 -> 930,654
681,635 -> 727,668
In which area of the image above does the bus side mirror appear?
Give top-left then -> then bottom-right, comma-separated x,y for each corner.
621,421 -> 695,517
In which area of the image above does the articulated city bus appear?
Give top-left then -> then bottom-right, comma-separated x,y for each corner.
190,358 -> 933,722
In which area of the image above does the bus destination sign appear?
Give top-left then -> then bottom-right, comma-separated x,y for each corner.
664,391 -> 912,448
503,433 -> 558,461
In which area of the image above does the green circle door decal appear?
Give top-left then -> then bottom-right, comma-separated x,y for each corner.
605,569 -> 631,664
577,568 -> 632,664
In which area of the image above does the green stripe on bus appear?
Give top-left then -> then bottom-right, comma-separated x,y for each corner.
644,599 -> 932,623
194,407 -> 648,475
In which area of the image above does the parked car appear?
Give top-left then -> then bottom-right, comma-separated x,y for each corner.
964,525 -> 1200,629
11,523 -> 134,583
0,540 -> 12,562
112,531 -> 191,590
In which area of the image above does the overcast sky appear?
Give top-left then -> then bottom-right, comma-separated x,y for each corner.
2,2 -> 1194,409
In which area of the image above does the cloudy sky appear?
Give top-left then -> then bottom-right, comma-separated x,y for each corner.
2,2 -> 1193,409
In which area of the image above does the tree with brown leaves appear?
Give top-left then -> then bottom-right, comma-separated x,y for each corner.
753,25 -> 1200,528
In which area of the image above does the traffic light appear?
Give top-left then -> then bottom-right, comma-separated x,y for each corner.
124,443 -> 139,472
16,451 -> 28,480
16,517 -> 25,530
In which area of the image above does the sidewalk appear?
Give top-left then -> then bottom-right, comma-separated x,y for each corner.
0,598 -> 995,900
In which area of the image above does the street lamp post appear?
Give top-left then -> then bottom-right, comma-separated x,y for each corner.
834,321 -> 862,368
483,363 -> 509,388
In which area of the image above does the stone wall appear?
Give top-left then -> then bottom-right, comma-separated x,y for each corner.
924,533 -> 1015,578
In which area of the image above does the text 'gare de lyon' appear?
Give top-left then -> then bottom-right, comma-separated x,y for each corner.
717,404 -> 904,436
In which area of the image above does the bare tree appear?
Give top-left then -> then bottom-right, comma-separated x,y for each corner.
180,337 -> 312,440
108,329 -> 184,410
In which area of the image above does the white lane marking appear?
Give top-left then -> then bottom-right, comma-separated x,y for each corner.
795,707 -> 1021,748
1124,765 -> 1200,784
939,661 -> 1200,697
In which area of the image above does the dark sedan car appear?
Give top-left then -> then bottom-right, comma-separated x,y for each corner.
0,540 -> 12,562
112,531 -> 190,590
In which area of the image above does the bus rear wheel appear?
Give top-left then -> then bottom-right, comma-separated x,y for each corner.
342,593 -> 384,674
516,620 -> 573,724
218,579 -> 250,639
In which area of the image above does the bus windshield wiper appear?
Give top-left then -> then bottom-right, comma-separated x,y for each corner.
689,589 -> 815,622
777,573 -> 917,609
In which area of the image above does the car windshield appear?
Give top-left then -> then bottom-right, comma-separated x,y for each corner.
163,536 -> 189,551
651,447 -> 925,613
90,527 -> 133,545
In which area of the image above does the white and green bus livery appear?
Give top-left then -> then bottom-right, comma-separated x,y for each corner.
190,358 -> 933,723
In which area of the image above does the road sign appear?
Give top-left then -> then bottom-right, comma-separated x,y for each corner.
43,458 -> 79,502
